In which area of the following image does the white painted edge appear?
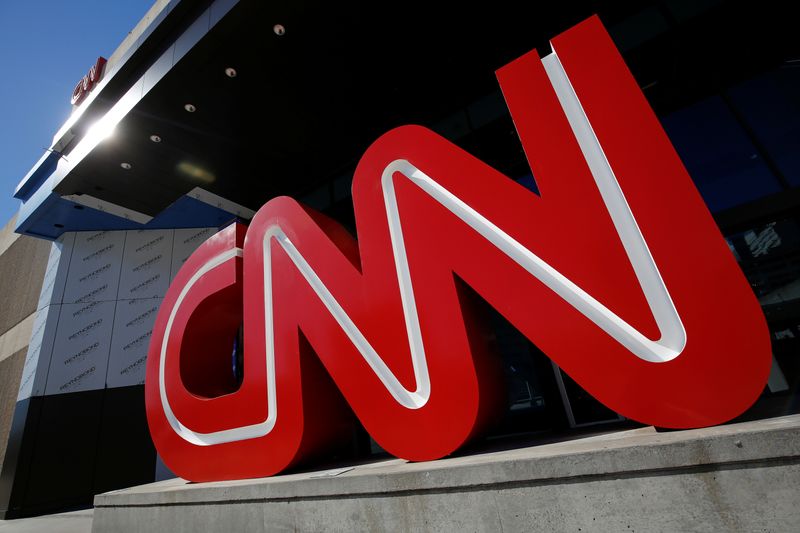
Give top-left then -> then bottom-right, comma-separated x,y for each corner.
187,187 -> 256,220
62,194 -> 153,224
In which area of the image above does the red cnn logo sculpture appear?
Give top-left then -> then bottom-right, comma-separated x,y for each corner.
146,16 -> 771,481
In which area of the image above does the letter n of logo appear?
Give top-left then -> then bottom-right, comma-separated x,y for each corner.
146,16 -> 771,481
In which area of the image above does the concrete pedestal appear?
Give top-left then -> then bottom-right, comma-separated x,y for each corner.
93,415 -> 800,532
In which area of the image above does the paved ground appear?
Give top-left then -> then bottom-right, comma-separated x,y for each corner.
0,509 -> 92,533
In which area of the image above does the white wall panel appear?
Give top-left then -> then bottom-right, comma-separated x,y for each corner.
117,229 -> 173,300
107,297 -> 162,388
45,300 -> 116,395
36,232 -> 75,310
171,227 -> 216,281
17,304 -> 60,401
62,231 -> 126,304
25,227 -> 218,398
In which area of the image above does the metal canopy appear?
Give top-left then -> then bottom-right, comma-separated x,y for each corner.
16,0 -> 799,237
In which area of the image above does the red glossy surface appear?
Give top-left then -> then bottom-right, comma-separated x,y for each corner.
146,16 -> 771,482
71,57 -> 106,105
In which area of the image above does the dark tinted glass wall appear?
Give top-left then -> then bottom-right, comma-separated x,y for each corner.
651,3 -> 800,418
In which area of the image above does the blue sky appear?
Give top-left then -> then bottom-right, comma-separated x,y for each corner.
0,0 -> 154,227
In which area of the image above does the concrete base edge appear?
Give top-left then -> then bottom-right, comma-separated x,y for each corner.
93,415 -> 800,532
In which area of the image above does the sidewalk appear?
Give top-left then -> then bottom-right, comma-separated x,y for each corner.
0,509 -> 92,533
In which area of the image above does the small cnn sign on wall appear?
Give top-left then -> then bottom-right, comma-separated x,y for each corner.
71,57 -> 107,106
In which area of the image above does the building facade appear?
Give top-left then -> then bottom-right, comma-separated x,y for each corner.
1,0 -> 799,521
